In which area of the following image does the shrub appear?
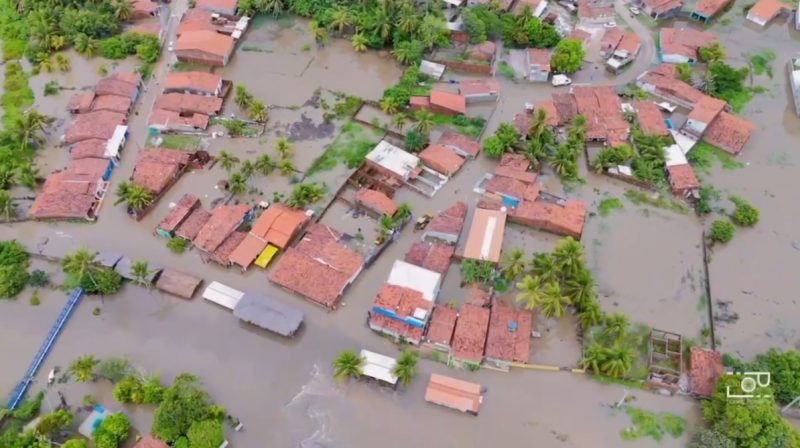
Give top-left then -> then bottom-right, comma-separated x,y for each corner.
729,196 -> 759,227
28,269 -> 49,287
92,412 -> 130,448
404,130 -> 427,152
167,237 -> 189,254
97,358 -> 133,383
29,291 -> 40,306
709,220 -> 734,244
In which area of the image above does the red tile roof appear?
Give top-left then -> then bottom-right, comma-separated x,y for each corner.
690,346 -> 724,396
132,148 -> 190,194
600,27 -> 624,54
69,139 -> 110,160
368,313 -> 425,343
157,194 -> 200,234
485,175 -> 529,201
693,0 -> 732,17
451,304 -> 490,363
425,305 -> 458,346
211,230 -> 246,265
65,111 -> 126,144
702,112 -> 755,155
249,203 -> 310,249
91,94 -> 132,114
494,153 -> 537,184
355,188 -> 398,216
67,92 -> 95,113
177,9 -> 219,35
459,78 -> 501,97
427,201 -> 468,239
410,96 -> 431,109
196,0 -> 238,13
667,164 -> 700,193
154,92 -> 223,115
437,130 -> 480,158
425,374 -> 483,414
633,101 -> 668,136
227,233 -> 267,269
687,96 -> 726,125
577,0 -> 615,20
269,224 -> 364,309
617,33 -> 641,55
468,41 -> 496,61
568,28 -> 592,45
29,172 -> 100,220
148,108 -> 209,130
419,144 -> 466,176
176,30 -> 235,58
95,73 -> 140,99
485,300 -> 533,363
134,435 -> 169,448
175,207 -> 212,240
572,86 -> 629,143
640,70 -> 706,106
193,203 -> 250,253
164,71 -> 222,95
430,90 -> 467,115
747,0 -> 788,23
372,284 -> 432,320
527,48 -> 550,70
642,0 -> 683,14
659,28 -> 717,60
552,93 -> 578,124
515,198 -> 586,238
404,241 -> 454,275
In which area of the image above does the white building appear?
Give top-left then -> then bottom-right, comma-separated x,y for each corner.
365,141 -> 420,182
202,281 -> 244,310
360,350 -> 398,387
386,260 -> 442,302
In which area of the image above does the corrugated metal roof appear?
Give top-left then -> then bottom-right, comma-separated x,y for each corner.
233,291 -> 303,337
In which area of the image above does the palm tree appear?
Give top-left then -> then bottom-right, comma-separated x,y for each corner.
378,214 -> 395,237
55,53 -> 70,72
228,172 -> 247,196
0,167 -> 15,190
255,153 -> 274,176
69,355 -> 99,382
602,313 -> 630,343
116,183 -> 153,212
279,159 -> 295,177
74,33 -> 90,53
13,110 -> 55,150
351,33 -> 368,52
308,20 -> 329,44
515,275 -> 543,311
234,85 -> 253,110
329,6 -> 352,35
331,350 -> 365,380
394,202 -> 412,223
499,248 -> 525,281
397,5 -> 419,34
413,109 -> 434,135
275,137 -> 293,160
580,343 -> 607,374
392,113 -> 406,132
17,164 -> 40,190
539,282 -> 570,318
262,0 -> 284,15
576,301 -> 604,329
600,344 -> 633,378
527,108 -> 549,141
0,191 -> 16,222
553,236 -> 585,280
391,42 -> 416,65
565,268 -> 595,309
529,252 -> 558,284
38,56 -> 53,73
249,100 -> 268,122
130,260 -> 153,288
392,350 -> 418,386
239,160 -> 255,180
370,8 -> 392,42
49,35 -> 65,51
112,0 -> 133,20
379,97 -> 399,115
217,150 -> 239,172
549,144 -> 575,177
61,248 -> 99,281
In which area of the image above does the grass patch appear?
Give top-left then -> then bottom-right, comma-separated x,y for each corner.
430,114 -> 486,139
598,197 -> 623,216
619,407 -> 685,442
410,85 -> 431,96
306,121 -> 378,176
2,39 -> 25,60
498,61 -> 516,80
749,50 -> 776,78
624,189 -> 689,214
250,12 -> 295,30
687,141 -> 744,175
146,133 -> 202,151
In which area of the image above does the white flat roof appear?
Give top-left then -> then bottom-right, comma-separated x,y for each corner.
670,130 -> 697,154
386,259 -> 442,301
366,141 -> 419,180
664,144 -> 688,166
360,349 -> 398,385
203,281 -> 244,310
106,125 -> 127,158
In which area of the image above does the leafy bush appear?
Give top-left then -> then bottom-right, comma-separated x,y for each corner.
729,196 -> 759,226
28,269 -> 49,287
36,409 -> 73,436
750,349 -> 800,405
404,130 -> 427,152
550,38 -> 585,74
97,358 -> 133,383
92,412 -> 130,448
152,374 -> 225,443
167,237 -> 189,254
709,220 -> 734,244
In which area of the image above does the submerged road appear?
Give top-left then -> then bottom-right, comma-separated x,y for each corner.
613,0 -> 657,84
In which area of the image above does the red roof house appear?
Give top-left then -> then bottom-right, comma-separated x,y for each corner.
193,203 -> 250,255
354,188 -> 398,216
690,346 -> 724,397
437,130 -> 480,158
156,194 -> 200,236
368,284 -> 433,345
404,241 -> 455,275
430,90 -> 467,115
485,300 -> 533,364
419,144 -> 466,177
424,201 -> 468,244
703,112 -> 756,155
451,304 -> 490,363
425,305 -> 458,348
633,101 -> 668,136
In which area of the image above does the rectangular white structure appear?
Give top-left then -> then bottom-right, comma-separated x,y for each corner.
202,281 -> 244,310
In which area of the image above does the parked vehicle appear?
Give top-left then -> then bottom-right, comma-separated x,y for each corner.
167,41 -> 174,52
552,74 -> 573,87
414,212 -> 434,231
604,21 -> 617,28
629,6 -> 641,15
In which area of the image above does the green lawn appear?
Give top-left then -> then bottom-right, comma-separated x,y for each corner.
146,134 -> 202,151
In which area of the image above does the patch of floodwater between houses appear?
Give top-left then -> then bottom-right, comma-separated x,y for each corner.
284,363 -> 347,448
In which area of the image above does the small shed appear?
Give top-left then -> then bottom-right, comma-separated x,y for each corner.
233,291 -> 304,337
425,373 -> 483,415
360,349 -> 398,387
202,281 -> 244,310
420,60 -> 446,80
155,268 -> 203,299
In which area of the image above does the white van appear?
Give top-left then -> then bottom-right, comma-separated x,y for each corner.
552,74 -> 573,87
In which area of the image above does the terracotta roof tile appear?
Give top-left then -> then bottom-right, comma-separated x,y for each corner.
509,197 -> 587,238
164,71 -> 222,95
437,130 -> 480,158
419,144 -> 466,176
687,96 -> 726,124
747,0 -> 788,23
659,28 -> 717,60
132,148 -> 190,194
157,194 -> 200,233
65,111 -> 126,144
690,346 -> 724,396
404,241 -> 454,274
693,0 -> 732,17
67,92 -> 95,113
249,203 -> 310,249
425,305 -> 458,346
95,72 -> 140,99
175,30 -> 235,58
633,101 -> 668,136
485,300 -> 533,363
91,94 -> 132,114
175,207 -> 212,240
210,230 -> 246,265
703,112 -> 755,155
459,78 -> 501,97
667,164 -> 700,193
368,313 -> 425,343
527,48 -> 550,69
193,203 -> 250,253
154,92 -> 223,115
372,284 -> 432,319
430,90 -> 467,114
427,201 -> 468,239
451,304 -> 490,362
642,0 -> 683,14
148,108 -> 209,130
134,435 -> 169,448
69,139 -> 110,160
355,188 -> 398,216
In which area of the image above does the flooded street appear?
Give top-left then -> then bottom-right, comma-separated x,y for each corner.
1,1 -> 799,446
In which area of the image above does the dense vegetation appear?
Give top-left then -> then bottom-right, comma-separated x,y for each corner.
550,38 -> 585,74
462,4 -> 560,49
152,374 -> 226,444
724,348 -> 800,406
61,248 -> 123,295
0,240 -> 31,298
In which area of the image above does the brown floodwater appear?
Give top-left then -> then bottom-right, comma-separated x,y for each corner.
1,1 -> 799,446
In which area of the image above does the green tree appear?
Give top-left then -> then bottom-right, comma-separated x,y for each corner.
12,110 -> 56,150
600,344 -> 633,378
565,268 -> 595,310
151,374 -> 225,443
275,137 -> 293,160
92,412 -> 130,448
576,300 -> 604,329
698,42 -> 726,63
530,252 -> 558,284
602,313 -> 630,343
228,172 -> 247,196
413,108 -> 434,135
36,409 -> 73,436
729,196 -> 759,227
394,202 -> 412,222
55,53 -> 71,72
549,144 -> 577,179
142,374 -> 165,404
552,236 -> 585,280
167,237 -> 188,254
550,38 -> 585,74
580,342 -> 607,373
750,349 -> 800,405
515,275 -> 543,311
539,282 -> 570,318
351,33 -> 368,52
18,164 -> 41,190
499,248 -> 526,281
96,357 -> 133,383
392,113 -> 407,132
63,440 -> 89,448
308,20 -> 329,44
87,268 -> 123,295
709,220 -> 734,244
482,135 -> 506,158
392,350 -> 418,386
689,429 -> 735,448
676,62 -> 693,83
114,374 -> 144,404
286,182 -> 325,208
114,182 -> 154,212
130,260 -> 153,288
239,160 -> 255,180
0,191 -> 17,222
331,350 -> 365,380
69,355 -> 99,382
392,40 -> 424,65
404,130 -> 427,152
216,150 -> 239,172
61,248 -> 99,282
279,159 -> 296,177
329,6 -> 352,35
255,153 -> 274,176
187,420 -> 225,448
248,100 -> 268,122
234,85 -> 253,110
